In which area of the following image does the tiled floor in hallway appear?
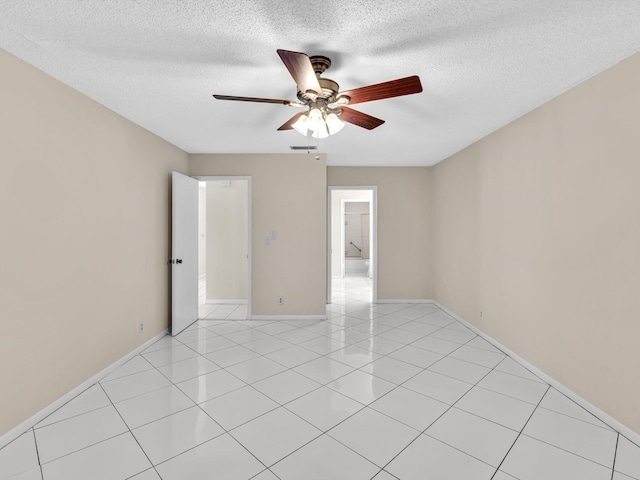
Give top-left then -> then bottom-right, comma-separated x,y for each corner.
2,276 -> 639,479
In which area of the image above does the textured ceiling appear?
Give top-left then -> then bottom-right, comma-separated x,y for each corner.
1,1 -> 639,166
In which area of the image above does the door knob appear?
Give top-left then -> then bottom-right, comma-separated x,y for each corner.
176,259 -> 183,264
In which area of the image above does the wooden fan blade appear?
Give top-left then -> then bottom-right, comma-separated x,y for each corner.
338,107 -> 385,130
339,75 -> 422,105
277,49 -> 323,96
277,111 -> 305,131
213,94 -> 293,105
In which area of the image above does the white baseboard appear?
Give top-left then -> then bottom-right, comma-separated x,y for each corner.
0,329 -> 168,450
433,301 -> 640,446
206,299 -> 247,305
250,315 -> 327,321
377,299 -> 436,304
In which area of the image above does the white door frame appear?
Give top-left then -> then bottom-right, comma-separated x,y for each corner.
194,176 -> 252,319
327,186 -> 378,304
340,199 -> 346,279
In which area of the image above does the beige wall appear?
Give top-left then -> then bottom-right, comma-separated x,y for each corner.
328,168 -> 432,300
432,53 -> 640,432
190,154 -> 327,316
205,180 -> 248,301
0,50 -> 189,435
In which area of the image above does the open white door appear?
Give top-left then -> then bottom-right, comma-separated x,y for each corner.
171,172 -> 199,335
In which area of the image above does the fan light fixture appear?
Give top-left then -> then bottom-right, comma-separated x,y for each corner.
292,107 -> 345,137
213,49 -> 423,136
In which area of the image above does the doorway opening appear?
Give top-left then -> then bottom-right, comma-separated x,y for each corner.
196,176 -> 251,321
327,187 -> 377,306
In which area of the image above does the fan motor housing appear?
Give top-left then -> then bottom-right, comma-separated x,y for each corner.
319,78 -> 339,98
296,77 -> 339,103
294,55 -> 339,103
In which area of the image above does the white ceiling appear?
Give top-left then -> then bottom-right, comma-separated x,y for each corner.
1,1 -> 639,166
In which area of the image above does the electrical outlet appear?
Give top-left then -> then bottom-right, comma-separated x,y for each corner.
480,310 -> 484,319
139,321 -> 144,333
277,296 -> 284,305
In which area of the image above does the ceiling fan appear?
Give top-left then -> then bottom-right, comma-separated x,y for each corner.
213,49 -> 423,138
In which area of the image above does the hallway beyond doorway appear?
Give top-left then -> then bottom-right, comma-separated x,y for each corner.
331,274 -> 373,307
327,186 -> 377,304
199,276 -> 247,320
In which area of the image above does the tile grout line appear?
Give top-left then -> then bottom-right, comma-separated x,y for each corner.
197,299 -> 410,472
328,285 -> 564,476
371,468 -> 401,480
488,384 -> 551,479
165,304 -> 383,474
266,326 -> 488,472
610,433 -> 620,480
203,310 -> 383,471
103,330 -> 253,475
515,431 -> 618,471
287,311 -> 619,479
31,428 -> 44,480
208,316 -> 395,471
129,361 -> 269,477
29,398 -> 143,470
362,367 -> 513,436
371,337 -> 532,476
96,382 -> 164,480
32,428 -> 131,471
28,382 -> 114,432
535,403 -> 619,433
203,316 -> 380,472
120,333 -> 274,477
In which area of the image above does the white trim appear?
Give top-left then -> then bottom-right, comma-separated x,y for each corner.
250,315 -> 327,321
326,190 -> 331,304
372,189 -> 377,303
199,274 -> 206,280
340,199 -> 346,278
0,330 -> 169,450
433,301 -> 640,446
377,299 -> 436,304
205,299 -> 247,305
193,175 -> 252,320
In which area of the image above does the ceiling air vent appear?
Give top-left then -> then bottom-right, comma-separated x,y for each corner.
290,145 -> 317,150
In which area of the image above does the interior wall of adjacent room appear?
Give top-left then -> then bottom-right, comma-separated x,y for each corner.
205,180 -> 248,301
330,190 -> 371,277
0,50 -> 189,436
327,167 -> 432,300
344,201 -> 370,258
190,154 -> 327,316
431,53 -> 640,433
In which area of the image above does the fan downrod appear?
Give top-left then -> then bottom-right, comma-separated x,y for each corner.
309,55 -> 331,75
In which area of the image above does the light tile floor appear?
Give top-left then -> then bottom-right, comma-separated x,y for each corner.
198,276 -> 248,321
2,276 -> 640,479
